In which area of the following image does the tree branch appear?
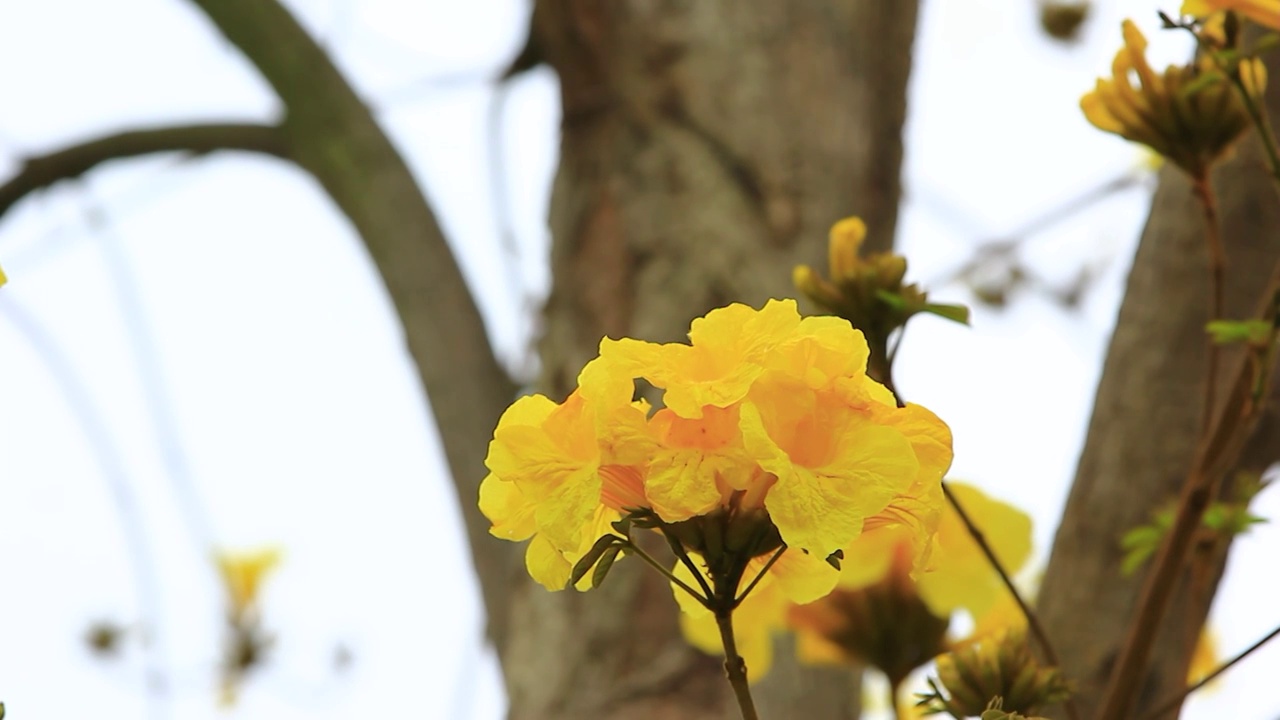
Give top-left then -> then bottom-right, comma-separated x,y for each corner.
184,0 -> 519,645
0,123 -> 288,219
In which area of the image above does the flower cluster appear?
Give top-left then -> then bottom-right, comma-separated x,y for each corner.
480,299 -> 952,614
1183,0 -> 1280,30
1081,19 -> 1266,178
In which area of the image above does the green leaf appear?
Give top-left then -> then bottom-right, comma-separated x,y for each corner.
569,534 -> 624,588
611,517 -> 633,536
875,289 -> 908,310
1206,319 -> 1272,345
924,302 -> 971,325
591,543 -> 625,588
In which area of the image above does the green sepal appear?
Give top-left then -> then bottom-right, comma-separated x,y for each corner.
924,302 -> 971,325
591,543 -> 626,588
825,548 -> 844,571
569,534 -> 624,588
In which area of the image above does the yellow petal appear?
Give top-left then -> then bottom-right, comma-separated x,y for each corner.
478,473 -> 537,540
760,548 -> 839,604
525,534 -> 572,591
916,482 -> 1033,618
747,403 -> 917,554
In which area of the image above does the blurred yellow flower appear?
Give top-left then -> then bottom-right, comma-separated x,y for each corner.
1081,19 -> 1264,178
786,483 -> 1032,683
214,547 -> 282,618
0,264 -> 7,287
213,547 -> 282,707
1183,0 -> 1280,29
1188,628 -> 1221,688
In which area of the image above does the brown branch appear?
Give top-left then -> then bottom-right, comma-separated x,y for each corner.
1138,621 -> 1280,720
185,0 -> 519,645
0,123 -> 288,219
1096,263 -> 1280,720
941,482 -> 1082,720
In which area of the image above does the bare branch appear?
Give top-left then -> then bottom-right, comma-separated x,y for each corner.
0,123 -> 287,219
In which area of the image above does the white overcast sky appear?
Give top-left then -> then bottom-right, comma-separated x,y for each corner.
0,1 -> 1277,719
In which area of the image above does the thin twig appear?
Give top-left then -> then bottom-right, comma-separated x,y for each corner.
1192,177 -> 1225,436
0,123 -> 288,220
941,482 -> 1081,720
622,538 -> 709,608
659,525 -> 716,600
1139,622 -> 1280,720
734,546 -> 786,605
1096,264 -> 1280,720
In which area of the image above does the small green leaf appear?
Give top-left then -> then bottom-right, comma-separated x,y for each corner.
875,289 -> 908,310
591,543 -> 625,588
569,534 -> 623,588
924,302 -> 971,325
1206,319 -> 1272,345
611,517 -> 632,536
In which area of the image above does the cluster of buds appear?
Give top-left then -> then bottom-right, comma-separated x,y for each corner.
1081,17 -> 1267,180
920,628 -> 1071,718
793,217 -> 968,381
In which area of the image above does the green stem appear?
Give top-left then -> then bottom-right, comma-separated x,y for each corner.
659,525 -> 716,600
623,539 -> 709,608
715,609 -> 760,720
734,546 -> 786,605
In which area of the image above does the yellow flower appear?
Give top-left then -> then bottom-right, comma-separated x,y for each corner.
1183,0 -> 1280,29
1081,19 -> 1264,178
480,356 -> 652,590
0,264 -> 7,287
601,299 -> 949,557
1188,628 -> 1221,689
482,299 -> 951,611
915,483 -> 1033,619
787,483 -> 1032,681
214,547 -> 282,618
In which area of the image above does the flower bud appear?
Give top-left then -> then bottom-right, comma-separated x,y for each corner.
923,628 -> 1071,717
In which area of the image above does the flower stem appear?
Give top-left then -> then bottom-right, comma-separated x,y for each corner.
1096,263 -> 1280,720
734,546 -> 786,606
941,482 -> 1081,720
714,609 -> 760,720
622,538 -> 709,608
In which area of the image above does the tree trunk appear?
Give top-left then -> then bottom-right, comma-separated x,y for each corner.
1037,51 -> 1280,719
495,2 -> 920,718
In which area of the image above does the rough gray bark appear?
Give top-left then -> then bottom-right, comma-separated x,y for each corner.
495,2 -> 920,718
1037,51 -> 1280,719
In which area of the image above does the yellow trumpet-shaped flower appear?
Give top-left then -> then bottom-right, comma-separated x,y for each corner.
213,547 -> 282,707
214,547 -> 282,618
1081,19 -> 1265,178
1183,0 -> 1280,30
787,482 -> 1032,684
